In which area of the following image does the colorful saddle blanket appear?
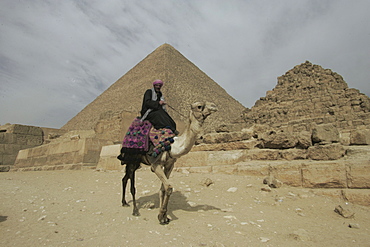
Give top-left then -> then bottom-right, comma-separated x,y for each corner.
149,128 -> 175,157
121,118 -> 175,157
121,118 -> 152,153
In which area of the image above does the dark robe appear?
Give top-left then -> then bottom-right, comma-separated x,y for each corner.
140,89 -> 177,132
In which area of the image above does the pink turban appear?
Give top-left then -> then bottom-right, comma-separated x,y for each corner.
153,79 -> 164,86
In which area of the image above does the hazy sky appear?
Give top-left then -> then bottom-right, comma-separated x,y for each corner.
1,0 -> 369,128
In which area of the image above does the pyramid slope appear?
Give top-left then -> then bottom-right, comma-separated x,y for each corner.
62,44 -> 246,132
242,61 -> 370,131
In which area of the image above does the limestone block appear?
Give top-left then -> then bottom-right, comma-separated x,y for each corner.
15,149 -> 29,160
262,131 -> 298,149
211,165 -> 238,175
208,150 -> 246,166
236,162 -> 269,176
8,124 -> 30,134
342,190 -> 370,206
270,162 -> 302,187
26,135 -> 43,146
29,145 -> 49,157
296,131 -> 312,149
192,140 -> 259,152
0,133 -> 15,144
307,143 -> 346,160
96,144 -> 122,171
312,124 -> 340,144
3,154 -> 19,166
340,132 -> 351,145
3,144 -> 22,155
350,129 -> 370,145
245,149 -> 281,160
202,131 -> 251,144
302,162 -> 347,188
280,149 -> 307,160
347,161 -> 370,188
83,150 -> 101,163
176,151 -> 209,167
0,144 -> 5,154
15,134 -> 28,145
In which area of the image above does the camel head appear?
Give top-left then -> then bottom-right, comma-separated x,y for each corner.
190,102 -> 218,123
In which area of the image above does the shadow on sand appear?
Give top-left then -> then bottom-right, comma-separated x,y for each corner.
0,216 -> 8,223
127,191 -> 221,221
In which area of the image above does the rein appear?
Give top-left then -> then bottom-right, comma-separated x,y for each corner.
167,104 -> 187,119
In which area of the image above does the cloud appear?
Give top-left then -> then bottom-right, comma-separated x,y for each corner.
0,0 -> 369,128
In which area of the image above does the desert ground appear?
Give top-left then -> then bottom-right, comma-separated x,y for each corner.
1,167 -> 369,247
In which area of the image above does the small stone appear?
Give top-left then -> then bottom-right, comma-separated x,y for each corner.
202,178 -> 214,187
334,205 -> 355,218
261,186 -> 272,192
348,223 -> 360,229
38,215 -> 47,221
227,187 -> 238,193
289,229 -> 311,241
259,237 -> 270,243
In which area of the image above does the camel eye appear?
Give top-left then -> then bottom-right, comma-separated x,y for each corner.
198,105 -> 202,109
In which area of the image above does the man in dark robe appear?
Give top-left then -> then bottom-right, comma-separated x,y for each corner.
140,79 -> 177,134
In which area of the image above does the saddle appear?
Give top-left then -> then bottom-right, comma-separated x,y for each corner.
117,118 -> 175,164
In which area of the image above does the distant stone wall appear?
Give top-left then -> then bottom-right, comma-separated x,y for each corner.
0,124 -> 43,171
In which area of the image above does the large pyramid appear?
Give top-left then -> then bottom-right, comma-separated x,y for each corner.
242,61 -> 370,132
62,44 -> 246,132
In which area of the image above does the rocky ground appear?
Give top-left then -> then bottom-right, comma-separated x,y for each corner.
1,168 -> 369,247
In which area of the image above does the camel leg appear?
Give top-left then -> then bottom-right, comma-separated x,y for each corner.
129,163 -> 140,216
152,162 -> 174,224
121,162 -> 140,216
121,164 -> 131,207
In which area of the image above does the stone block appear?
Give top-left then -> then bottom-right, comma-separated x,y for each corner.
296,130 -> 312,149
280,149 -> 307,160
3,144 -> 22,155
342,190 -> 370,207
350,129 -> 370,145
208,150 -> 246,166
26,135 -> 43,146
263,131 -> 298,149
15,134 -> 28,145
236,162 -> 269,176
212,165 -> 238,175
312,123 -> 340,144
270,162 -> 302,187
176,151 -> 209,167
0,133 -> 15,144
302,162 -> 347,188
307,143 -> 346,160
346,161 -> 370,188
2,154 -> 18,166
245,149 -> 281,160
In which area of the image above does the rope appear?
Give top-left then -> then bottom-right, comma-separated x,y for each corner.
167,104 -> 187,119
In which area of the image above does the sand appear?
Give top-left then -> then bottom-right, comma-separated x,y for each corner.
1,167 -> 369,246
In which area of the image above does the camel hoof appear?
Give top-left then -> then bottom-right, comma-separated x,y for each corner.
158,215 -> 170,225
133,210 -> 140,216
122,202 -> 130,207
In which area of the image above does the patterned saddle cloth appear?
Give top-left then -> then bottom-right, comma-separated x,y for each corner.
120,118 -> 175,158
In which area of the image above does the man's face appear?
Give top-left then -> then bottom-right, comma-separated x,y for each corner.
154,84 -> 162,92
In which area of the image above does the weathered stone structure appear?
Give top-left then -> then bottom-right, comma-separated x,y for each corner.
241,61 -> 370,132
0,124 -> 43,171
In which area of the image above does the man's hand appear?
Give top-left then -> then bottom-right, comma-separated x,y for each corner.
159,100 -> 166,105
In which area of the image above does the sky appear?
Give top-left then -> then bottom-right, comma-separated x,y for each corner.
1,0 -> 369,129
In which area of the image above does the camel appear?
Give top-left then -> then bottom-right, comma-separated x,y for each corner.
121,101 -> 217,224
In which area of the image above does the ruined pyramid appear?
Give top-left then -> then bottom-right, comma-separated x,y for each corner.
62,44 -> 246,133
242,61 -> 370,132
